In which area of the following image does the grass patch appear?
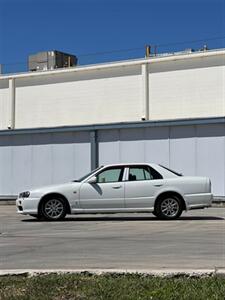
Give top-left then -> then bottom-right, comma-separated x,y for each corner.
0,273 -> 225,300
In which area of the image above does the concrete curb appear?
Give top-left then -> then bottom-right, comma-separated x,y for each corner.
0,268 -> 225,277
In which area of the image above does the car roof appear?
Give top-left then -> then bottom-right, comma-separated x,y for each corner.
101,163 -> 158,168
99,163 -> 178,179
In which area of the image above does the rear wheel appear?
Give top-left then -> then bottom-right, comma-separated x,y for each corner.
40,197 -> 67,221
152,211 -> 159,218
155,196 -> 183,220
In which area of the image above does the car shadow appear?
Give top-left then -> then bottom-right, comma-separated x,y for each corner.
22,215 -> 225,222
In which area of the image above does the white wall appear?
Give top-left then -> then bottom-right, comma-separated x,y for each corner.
15,65 -> 142,128
0,80 -> 10,129
0,51 -> 224,130
149,56 -> 225,120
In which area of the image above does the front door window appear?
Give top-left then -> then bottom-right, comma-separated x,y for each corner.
97,167 -> 123,183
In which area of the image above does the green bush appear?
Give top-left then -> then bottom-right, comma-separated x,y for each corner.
0,273 -> 225,300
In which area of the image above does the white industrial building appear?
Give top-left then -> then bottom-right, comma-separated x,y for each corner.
0,48 -> 225,197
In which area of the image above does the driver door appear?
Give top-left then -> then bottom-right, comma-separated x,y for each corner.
79,166 -> 125,210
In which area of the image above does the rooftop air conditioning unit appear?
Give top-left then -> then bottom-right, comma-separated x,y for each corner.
28,50 -> 78,71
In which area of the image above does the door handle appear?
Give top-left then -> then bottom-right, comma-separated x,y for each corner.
112,185 -> 122,189
154,184 -> 163,187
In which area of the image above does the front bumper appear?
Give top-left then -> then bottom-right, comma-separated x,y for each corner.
16,197 -> 40,215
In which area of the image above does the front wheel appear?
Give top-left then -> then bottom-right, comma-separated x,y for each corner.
40,197 -> 67,221
155,196 -> 183,220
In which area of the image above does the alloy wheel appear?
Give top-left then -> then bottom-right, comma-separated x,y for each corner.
160,197 -> 179,218
44,198 -> 64,219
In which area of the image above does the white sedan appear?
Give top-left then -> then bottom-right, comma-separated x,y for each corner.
16,163 -> 213,221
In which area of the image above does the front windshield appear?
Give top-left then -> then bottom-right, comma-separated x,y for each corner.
73,166 -> 103,182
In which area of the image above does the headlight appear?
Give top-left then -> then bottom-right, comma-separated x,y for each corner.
19,191 -> 30,198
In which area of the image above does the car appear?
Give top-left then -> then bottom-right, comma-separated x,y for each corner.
16,163 -> 213,221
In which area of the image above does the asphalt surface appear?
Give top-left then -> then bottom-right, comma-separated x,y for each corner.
0,206 -> 225,270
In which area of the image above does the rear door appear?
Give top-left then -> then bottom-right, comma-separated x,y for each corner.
124,165 -> 163,209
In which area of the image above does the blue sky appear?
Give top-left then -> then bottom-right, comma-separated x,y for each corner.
0,0 -> 224,73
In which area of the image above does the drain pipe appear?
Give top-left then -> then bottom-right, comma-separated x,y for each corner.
8,78 -> 16,129
141,63 -> 149,121
90,131 -> 98,170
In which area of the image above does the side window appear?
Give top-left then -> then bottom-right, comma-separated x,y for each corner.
144,168 -> 151,180
128,166 -> 163,181
129,168 -> 147,181
150,167 -> 163,180
97,167 -> 123,183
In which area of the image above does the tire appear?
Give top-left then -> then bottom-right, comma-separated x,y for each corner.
155,196 -> 183,220
152,211 -> 159,218
40,197 -> 67,221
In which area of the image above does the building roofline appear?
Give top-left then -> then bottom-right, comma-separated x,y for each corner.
1,48 -> 225,80
0,116 -> 224,136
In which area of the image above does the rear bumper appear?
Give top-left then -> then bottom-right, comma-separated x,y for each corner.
16,197 -> 40,215
184,193 -> 213,210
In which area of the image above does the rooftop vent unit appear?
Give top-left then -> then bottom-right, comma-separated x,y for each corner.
28,50 -> 78,72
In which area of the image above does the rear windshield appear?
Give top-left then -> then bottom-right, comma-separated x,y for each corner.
159,165 -> 183,177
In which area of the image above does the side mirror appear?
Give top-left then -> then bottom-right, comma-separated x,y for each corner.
87,176 -> 97,184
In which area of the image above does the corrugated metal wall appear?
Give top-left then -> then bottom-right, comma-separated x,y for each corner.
0,121 -> 224,196
98,123 -> 225,196
0,132 -> 90,195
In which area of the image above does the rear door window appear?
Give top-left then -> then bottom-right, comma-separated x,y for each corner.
128,166 -> 162,181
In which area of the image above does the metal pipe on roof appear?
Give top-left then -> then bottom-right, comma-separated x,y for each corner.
145,45 -> 151,58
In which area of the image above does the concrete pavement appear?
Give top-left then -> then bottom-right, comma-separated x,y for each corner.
0,206 -> 225,271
